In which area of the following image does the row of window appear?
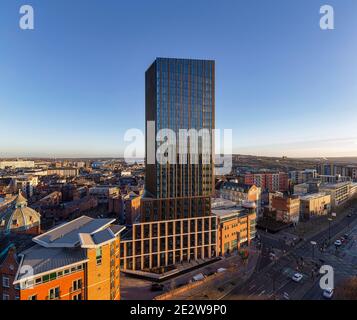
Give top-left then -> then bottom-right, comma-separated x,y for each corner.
20,264 -> 83,289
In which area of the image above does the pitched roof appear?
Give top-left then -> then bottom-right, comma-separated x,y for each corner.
15,245 -> 87,282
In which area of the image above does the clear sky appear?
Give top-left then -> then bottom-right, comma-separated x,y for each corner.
1,0 -> 357,158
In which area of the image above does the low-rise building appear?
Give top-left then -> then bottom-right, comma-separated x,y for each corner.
0,161 -> 35,170
293,181 -> 320,196
300,193 -> 331,220
219,182 -> 261,216
212,198 -> 256,255
0,191 -> 41,235
47,167 -> 79,178
319,182 -> 351,207
108,192 -> 142,225
350,183 -> 357,198
89,186 -> 120,204
289,169 -> 317,185
268,193 -> 300,224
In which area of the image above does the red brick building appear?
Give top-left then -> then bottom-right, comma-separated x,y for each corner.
244,172 -> 289,192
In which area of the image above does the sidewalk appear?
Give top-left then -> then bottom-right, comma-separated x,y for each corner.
156,247 -> 261,300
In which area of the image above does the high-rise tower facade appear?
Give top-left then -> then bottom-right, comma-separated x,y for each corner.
141,58 -> 215,222
145,58 -> 215,199
120,58 -> 217,272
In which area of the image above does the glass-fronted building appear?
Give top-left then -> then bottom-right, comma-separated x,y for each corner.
121,58 -> 217,273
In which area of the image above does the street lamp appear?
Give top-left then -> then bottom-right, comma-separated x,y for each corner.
328,218 -> 333,243
310,241 -> 317,260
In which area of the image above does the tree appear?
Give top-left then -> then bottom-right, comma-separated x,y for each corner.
335,277 -> 357,300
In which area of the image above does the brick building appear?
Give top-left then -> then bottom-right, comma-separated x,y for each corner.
268,193 -> 300,224
244,172 -> 289,192
10,216 -> 125,300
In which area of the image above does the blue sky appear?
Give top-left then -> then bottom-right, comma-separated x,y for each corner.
0,0 -> 357,158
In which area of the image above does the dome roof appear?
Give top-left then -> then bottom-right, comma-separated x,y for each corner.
0,191 -> 41,234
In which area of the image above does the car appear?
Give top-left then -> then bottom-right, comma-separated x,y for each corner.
343,234 -> 349,240
334,240 -> 342,247
322,288 -> 334,299
292,273 -> 303,283
192,273 -> 205,282
340,237 -> 346,243
150,283 -> 164,292
347,213 -> 352,218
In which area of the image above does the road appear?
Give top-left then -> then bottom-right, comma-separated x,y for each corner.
224,205 -> 357,300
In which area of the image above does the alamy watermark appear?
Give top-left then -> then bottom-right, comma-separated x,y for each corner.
19,4 -> 34,30
319,265 -> 334,290
124,123 -> 233,175
320,4 -> 334,30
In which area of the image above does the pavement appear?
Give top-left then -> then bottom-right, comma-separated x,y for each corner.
121,247 -> 260,300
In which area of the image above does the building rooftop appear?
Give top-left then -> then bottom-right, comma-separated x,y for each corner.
14,215 -> 126,283
0,191 -> 41,234
15,245 -> 87,282
300,192 -> 329,201
220,181 -> 254,193
33,216 -> 116,248
320,181 -> 351,189
211,198 -> 256,219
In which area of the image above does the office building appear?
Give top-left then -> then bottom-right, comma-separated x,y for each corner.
212,198 -> 256,255
121,58 -> 217,273
300,193 -> 331,220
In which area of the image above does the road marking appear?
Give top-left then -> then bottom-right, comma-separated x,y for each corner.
258,290 -> 266,296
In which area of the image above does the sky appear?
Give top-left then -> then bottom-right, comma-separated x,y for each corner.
0,0 -> 357,158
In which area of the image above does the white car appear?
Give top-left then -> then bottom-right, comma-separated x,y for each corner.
292,273 -> 303,283
334,240 -> 342,247
323,288 -> 334,299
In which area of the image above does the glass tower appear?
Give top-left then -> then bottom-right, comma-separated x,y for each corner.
143,58 -> 215,222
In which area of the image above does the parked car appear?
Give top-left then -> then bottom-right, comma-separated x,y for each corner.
192,273 -> 205,282
292,273 -> 303,283
347,213 -> 352,218
217,268 -> 227,273
322,288 -> 334,299
150,283 -> 164,292
334,240 -> 342,247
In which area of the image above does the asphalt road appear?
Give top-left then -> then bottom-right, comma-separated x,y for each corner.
225,205 -> 357,300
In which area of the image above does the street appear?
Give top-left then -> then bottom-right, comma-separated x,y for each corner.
224,204 -> 357,300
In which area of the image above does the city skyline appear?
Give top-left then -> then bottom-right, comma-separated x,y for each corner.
1,0 -> 357,158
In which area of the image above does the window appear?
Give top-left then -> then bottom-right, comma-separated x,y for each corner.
49,287 -> 60,300
72,279 -> 82,291
3,294 -> 9,300
2,276 -> 10,288
72,293 -> 82,300
28,295 -> 37,301
96,247 -> 102,265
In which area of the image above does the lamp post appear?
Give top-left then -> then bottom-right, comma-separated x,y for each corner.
328,218 -> 333,243
310,241 -> 317,260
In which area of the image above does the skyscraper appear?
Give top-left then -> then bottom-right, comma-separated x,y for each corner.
120,58 -> 217,272
142,58 -> 215,222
